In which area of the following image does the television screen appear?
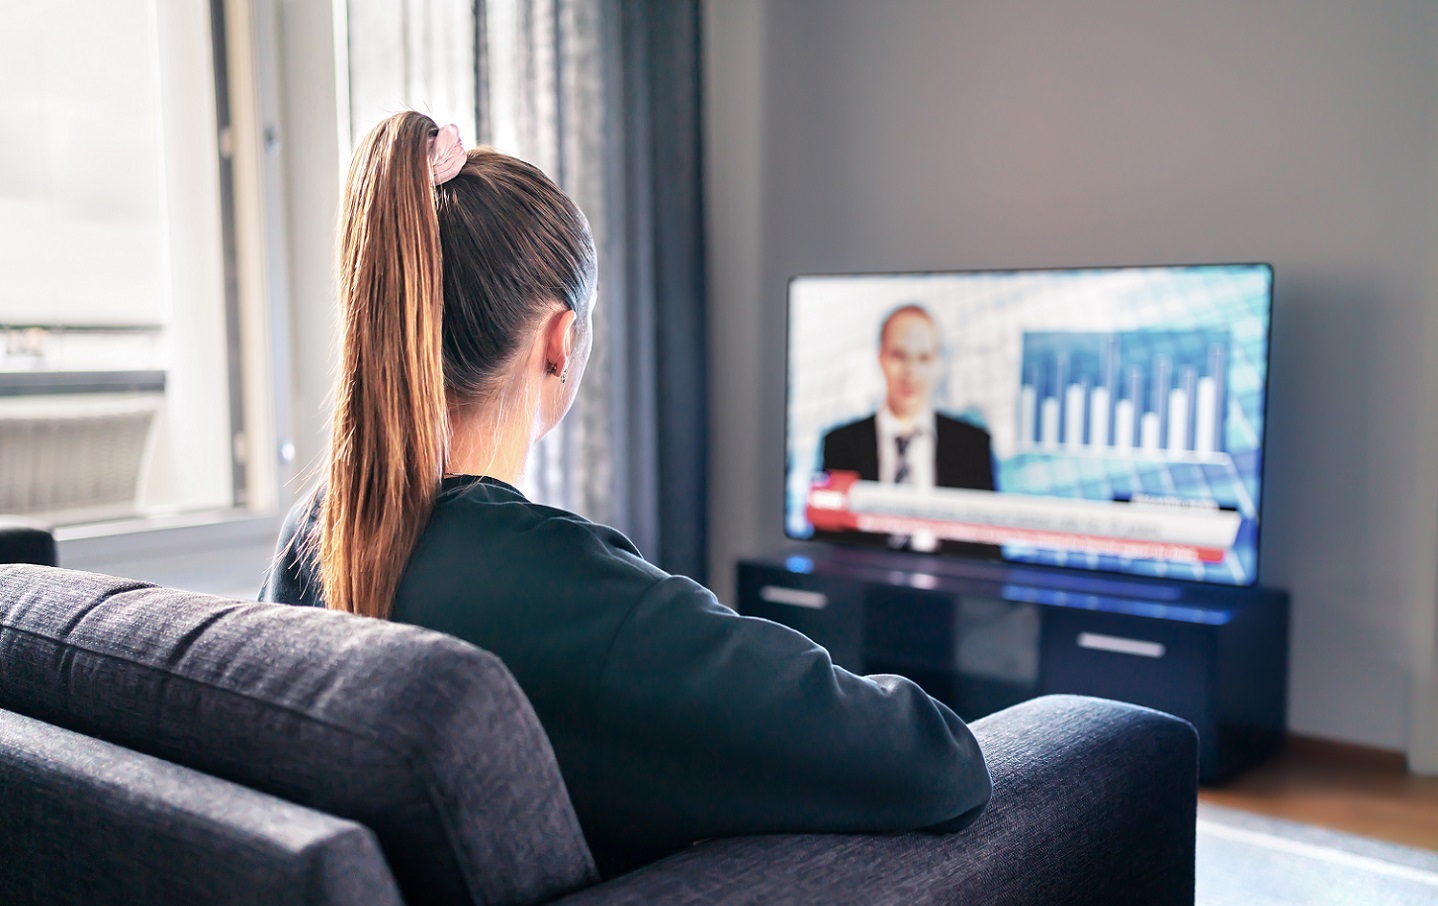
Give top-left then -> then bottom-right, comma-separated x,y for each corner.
785,264 -> 1274,586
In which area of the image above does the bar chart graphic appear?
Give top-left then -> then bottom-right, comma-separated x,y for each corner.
1017,330 -> 1231,458
1004,326 -> 1264,583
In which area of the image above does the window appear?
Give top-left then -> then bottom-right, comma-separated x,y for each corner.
0,0 -> 279,529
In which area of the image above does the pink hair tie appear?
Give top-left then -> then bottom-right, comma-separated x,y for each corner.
428,124 -> 466,186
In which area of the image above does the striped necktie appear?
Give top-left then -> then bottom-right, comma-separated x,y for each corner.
894,432 -> 914,484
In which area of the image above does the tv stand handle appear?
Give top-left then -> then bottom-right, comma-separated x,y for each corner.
1076,632 -> 1166,659
758,585 -> 828,610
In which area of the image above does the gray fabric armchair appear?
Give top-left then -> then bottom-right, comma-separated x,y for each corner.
0,563 -> 1198,905
0,708 -> 402,905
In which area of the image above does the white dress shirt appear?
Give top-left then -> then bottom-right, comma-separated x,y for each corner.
876,406 -> 939,551
875,405 -> 937,489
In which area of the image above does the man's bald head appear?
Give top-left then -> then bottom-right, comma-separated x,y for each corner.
878,304 -> 939,350
877,304 -> 942,422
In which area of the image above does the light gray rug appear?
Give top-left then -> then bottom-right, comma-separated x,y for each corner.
1197,802 -> 1438,905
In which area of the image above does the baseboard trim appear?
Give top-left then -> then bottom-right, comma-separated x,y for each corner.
1282,733 -> 1408,774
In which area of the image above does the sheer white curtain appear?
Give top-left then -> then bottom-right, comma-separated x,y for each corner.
346,0 -> 631,532
345,0 -> 706,576
345,0 -> 478,150
484,0 -> 626,530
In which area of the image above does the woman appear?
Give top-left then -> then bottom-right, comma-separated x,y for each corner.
263,111 -> 990,878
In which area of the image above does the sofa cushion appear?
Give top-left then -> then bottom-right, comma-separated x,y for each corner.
0,564 -> 598,905
0,706 -> 403,906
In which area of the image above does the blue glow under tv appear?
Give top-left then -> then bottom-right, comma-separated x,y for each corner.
785,263 -> 1274,587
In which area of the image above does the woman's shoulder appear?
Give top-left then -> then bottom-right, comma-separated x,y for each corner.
264,476 -> 671,608
432,477 -> 667,585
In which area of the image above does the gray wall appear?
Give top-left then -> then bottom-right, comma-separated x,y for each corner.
704,0 -> 1438,753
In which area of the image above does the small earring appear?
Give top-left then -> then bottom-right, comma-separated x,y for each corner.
560,370 -> 568,384
546,362 -> 558,376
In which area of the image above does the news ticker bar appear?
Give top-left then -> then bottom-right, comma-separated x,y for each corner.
806,472 -> 1242,563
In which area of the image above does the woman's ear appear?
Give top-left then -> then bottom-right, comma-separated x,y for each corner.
543,307 -> 578,377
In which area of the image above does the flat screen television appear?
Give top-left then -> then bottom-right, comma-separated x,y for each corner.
785,263 -> 1274,587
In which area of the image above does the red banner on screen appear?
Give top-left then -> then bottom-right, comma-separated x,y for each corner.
806,471 -> 1226,563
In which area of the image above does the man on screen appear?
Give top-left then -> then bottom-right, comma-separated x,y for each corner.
820,303 -> 999,558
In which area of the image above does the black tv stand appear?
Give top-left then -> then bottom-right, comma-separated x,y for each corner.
737,546 -> 1288,783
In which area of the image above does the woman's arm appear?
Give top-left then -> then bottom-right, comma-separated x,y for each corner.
259,490 -> 323,606
584,575 -> 991,875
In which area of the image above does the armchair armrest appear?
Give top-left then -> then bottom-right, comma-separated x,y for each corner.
0,518 -> 55,566
555,695 -> 1197,905
0,708 -> 403,905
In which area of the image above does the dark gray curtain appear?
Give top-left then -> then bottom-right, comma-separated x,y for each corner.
483,0 -> 709,582
617,1 -> 708,582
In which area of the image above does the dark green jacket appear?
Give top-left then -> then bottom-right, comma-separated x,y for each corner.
262,475 -> 990,877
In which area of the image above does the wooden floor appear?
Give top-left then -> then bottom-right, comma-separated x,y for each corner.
1199,736 -> 1438,852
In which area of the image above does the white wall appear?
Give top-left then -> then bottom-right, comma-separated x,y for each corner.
151,0 -> 233,515
704,0 -> 1438,754
275,0 -> 346,489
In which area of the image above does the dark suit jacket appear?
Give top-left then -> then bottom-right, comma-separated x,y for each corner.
821,414 -> 996,492
817,413 -> 1000,559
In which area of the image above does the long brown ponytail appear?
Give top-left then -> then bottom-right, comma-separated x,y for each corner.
321,112 -> 449,618
318,112 -> 596,619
